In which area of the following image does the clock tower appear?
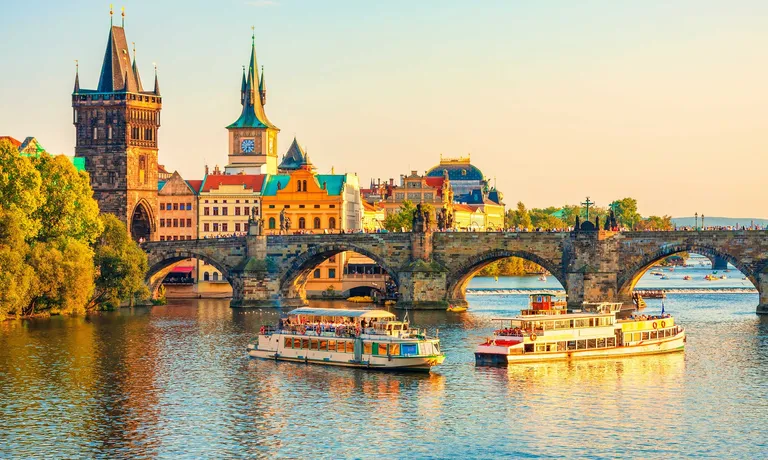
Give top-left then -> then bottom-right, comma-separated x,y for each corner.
224,34 -> 279,175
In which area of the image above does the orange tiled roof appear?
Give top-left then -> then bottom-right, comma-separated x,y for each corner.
0,136 -> 22,148
201,174 -> 265,193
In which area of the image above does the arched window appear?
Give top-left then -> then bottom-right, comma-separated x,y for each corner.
213,272 -> 219,281
313,217 -> 321,229
297,181 -> 302,192
203,272 -> 210,281
329,217 -> 336,229
303,180 -> 308,191
269,217 -> 276,229
299,217 -> 306,229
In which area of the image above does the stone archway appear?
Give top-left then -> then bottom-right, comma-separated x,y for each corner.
616,244 -> 759,303
445,249 -> 566,306
130,199 -> 155,242
278,243 -> 400,304
145,250 -> 234,299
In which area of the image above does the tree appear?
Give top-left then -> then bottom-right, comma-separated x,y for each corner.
506,201 -> 532,230
25,238 -> 94,316
610,197 -> 641,230
88,214 -> 149,310
636,215 -> 674,231
383,200 -> 416,232
0,140 -> 42,239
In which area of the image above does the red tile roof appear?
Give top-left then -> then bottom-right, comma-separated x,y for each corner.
201,174 -> 265,193
362,201 -> 380,212
186,180 -> 204,193
0,136 -> 22,148
424,177 -> 444,188
453,203 -> 474,213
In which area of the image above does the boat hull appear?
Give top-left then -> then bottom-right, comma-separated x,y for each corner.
476,332 -> 685,366
248,348 -> 443,372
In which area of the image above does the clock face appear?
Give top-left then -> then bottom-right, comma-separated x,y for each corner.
241,138 -> 255,153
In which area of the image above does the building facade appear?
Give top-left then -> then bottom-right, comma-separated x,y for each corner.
73,21 -> 162,241
157,171 -> 199,241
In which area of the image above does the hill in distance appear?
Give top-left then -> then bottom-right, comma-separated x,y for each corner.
671,217 -> 768,228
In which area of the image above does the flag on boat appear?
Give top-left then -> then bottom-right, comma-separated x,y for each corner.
661,299 -> 665,315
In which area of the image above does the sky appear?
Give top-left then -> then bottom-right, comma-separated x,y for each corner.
2,0 -> 767,218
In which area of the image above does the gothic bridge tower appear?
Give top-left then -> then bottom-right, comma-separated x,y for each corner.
73,10 -> 161,241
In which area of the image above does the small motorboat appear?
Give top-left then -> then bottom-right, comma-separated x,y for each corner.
683,275 -> 692,281
720,275 -> 727,280
538,275 -> 547,282
447,305 -> 468,313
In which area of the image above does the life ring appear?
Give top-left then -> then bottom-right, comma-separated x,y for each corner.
661,321 -> 666,328
530,333 -> 537,342
652,322 -> 658,329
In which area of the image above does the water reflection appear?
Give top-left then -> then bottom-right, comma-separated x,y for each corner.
0,293 -> 766,457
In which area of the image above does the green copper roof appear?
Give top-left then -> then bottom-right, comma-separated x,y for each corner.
227,37 -> 277,130
262,174 -> 347,196
71,156 -> 85,172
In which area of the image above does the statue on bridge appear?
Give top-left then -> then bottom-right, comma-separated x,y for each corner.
279,208 -> 291,234
249,206 -> 264,236
412,203 -> 432,233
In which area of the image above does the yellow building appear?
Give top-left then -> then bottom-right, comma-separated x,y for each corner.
196,169 -> 266,296
362,201 -> 385,232
262,142 -> 362,297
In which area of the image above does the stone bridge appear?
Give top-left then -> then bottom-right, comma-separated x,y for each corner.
143,229 -> 768,314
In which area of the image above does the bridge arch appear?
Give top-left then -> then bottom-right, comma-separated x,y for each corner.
616,243 -> 759,301
445,249 -> 566,303
279,243 -> 400,302
145,248 -> 234,298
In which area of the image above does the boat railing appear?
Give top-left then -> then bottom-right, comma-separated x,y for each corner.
495,328 -> 544,337
269,324 -> 429,340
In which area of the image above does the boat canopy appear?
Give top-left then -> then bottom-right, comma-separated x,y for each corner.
288,307 -> 396,319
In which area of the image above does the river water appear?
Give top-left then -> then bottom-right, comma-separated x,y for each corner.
1,266 -> 767,458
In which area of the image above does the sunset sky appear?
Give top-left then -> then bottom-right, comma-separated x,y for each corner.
2,0 -> 766,217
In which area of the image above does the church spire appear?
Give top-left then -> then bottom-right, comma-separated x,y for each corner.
97,22 -> 139,92
227,31 -> 277,129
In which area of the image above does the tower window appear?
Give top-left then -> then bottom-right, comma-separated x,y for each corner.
139,155 -> 147,184
108,171 -> 116,184
107,125 -> 113,140
93,127 -> 98,140
73,109 -> 78,123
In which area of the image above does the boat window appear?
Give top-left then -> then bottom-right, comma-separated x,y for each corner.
302,339 -> 310,349
336,341 -> 346,353
328,340 -> 336,352
378,344 -> 389,355
633,333 -> 641,342
555,320 -> 568,329
547,344 -> 557,352
310,339 -> 319,350
319,340 -> 328,351
569,320 -> 576,328
642,332 -> 650,341
389,343 -> 400,355
624,333 -> 632,344
576,319 -> 589,328
607,337 -> 615,347
545,321 -> 554,329
346,341 -> 355,353
557,342 -> 566,352
536,344 -> 546,352
524,344 -> 534,353
651,331 -> 658,340
567,341 -> 577,351
402,343 -> 417,356
363,342 -> 372,355
284,338 -> 292,348
293,338 -> 301,348
587,339 -> 597,349
597,338 -> 606,348
577,340 -> 586,350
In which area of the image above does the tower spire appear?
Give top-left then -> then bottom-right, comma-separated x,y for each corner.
259,65 -> 266,106
73,60 -> 80,93
153,63 -> 160,96
110,4 -> 113,27
240,65 -> 246,105
227,30 -> 276,130
131,42 -> 144,92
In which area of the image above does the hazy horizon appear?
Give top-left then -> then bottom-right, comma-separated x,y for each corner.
2,0 -> 766,218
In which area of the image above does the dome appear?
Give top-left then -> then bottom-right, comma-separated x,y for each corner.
426,157 -> 484,181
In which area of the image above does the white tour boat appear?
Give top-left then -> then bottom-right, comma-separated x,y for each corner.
248,308 -> 445,372
475,301 -> 685,366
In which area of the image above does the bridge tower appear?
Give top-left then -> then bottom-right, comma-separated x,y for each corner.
73,11 -> 161,241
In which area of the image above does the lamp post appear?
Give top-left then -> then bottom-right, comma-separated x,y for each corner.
695,212 -> 698,230
702,214 -> 705,230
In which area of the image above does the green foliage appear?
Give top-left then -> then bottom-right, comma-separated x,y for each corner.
383,200 -> 416,232
88,214 -> 149,310
610,197 -> 641,230
475,257 -> 546,277
0,140 -> 145,319
506,202 -> 532,230
636,215 -> 674,231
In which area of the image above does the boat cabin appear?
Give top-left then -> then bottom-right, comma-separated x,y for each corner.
493,313 -> 616,337
522,293 -> 567,315
283,308 -> 410,337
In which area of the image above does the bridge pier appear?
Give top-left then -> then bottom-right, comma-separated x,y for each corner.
710,256 -> 729,271
757,272 -> 768,315
396,267 -> 449,310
